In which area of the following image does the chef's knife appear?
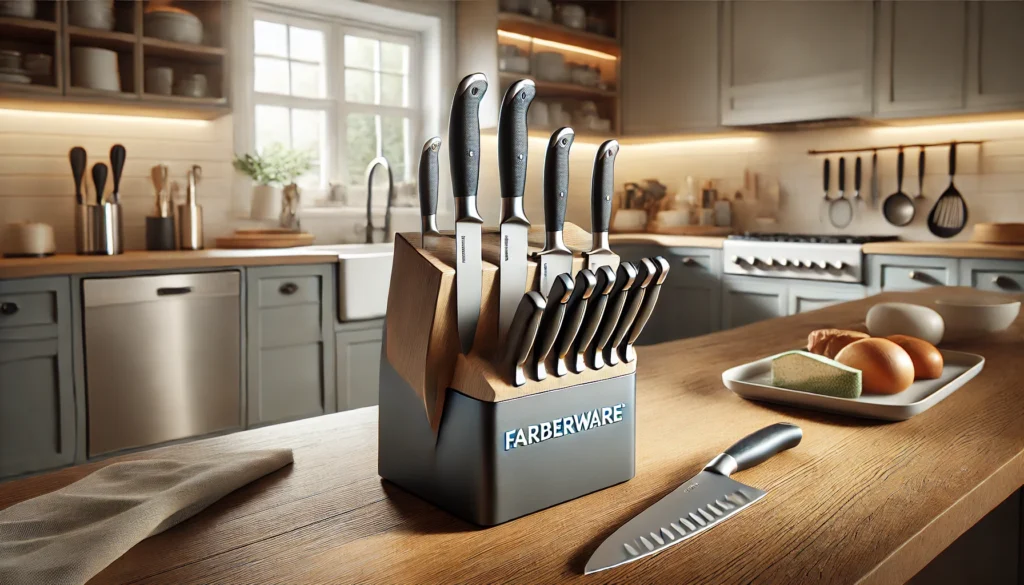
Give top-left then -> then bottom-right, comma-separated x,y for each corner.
92,162 -> 108,205
530,272 -> 573,381
605,257 -> 656,367
585,423 -> 803,575
450,73 -> 488,355
590,262 -> 637,370
552,269 -> 597,377
534,127 -> 575,297
109,144 -> 126,204
69,147 -> 86,205
419,136 -> 442,247
622,256 -> 670,363
497,79 -> 537,342
583,140 -> 620,271
573,264 -> 615,373
502,291 -> 546,387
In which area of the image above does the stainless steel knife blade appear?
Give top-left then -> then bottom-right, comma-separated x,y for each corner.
622,256 -> 670,363
502,291 -> 546,387
585,423 -> 803,575
584,139 -> 620,272
606,257 -> 656,367
534,127 -> 575,297
589,262 -> 637,370
553,269 -> 597,377
450,73 -> 488,355
419,136 -> 442,248
573,264 -> 615,373
498,79 -> 537,343
530,273 -> 573,381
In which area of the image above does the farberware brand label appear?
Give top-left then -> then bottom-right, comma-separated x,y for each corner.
503,403 -> 626,451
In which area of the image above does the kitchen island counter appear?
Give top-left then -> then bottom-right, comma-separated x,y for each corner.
0,289 -> 1021,584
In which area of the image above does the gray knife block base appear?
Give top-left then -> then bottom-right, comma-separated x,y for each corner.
378,342 -> 636,526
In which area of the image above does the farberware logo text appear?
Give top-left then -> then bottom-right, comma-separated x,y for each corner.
503,403 -> 626,451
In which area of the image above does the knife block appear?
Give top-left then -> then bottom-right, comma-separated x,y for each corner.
379,223 -> 637,526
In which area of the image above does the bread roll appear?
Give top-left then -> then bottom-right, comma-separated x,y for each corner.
835,338 -> 915,394
886,335 -> 943,379
807,329 -> 869,359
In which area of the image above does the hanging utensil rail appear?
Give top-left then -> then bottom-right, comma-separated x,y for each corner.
807,140 -> 982,156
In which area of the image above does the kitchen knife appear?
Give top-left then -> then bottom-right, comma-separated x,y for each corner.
589,262 -> 637,370
450,72 -> 488,355
605,257 -> 656,367
583,139 -> 620,271
92,162 -> 108,205
621,256 -> 670,363
552,269 -> 597,377
572,264 -> 615,373
109,144 -> 126,204
419,136 -> 442,247
585,423 -> 803,575
497,79 -> 537,342
871,151 -> 879,208
69,147 -> 86,205
530,272 -> 573,381
502,291 -> 546,387
533,127 -> 575,298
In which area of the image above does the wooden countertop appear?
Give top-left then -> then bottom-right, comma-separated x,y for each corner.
0,249 -> 344,279
1,290 -> 1022,584
609,233 -> 726,249
862,240 -> 1024,260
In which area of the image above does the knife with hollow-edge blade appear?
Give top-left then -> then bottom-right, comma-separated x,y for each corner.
583,139 -> 620,271
497,79 -> 537,342
552,269 -> 597,377
450,73 -> 487,355
534,127 -> 575,298
589,262 -> 637,370
531,272 -> 573,381
572,264 -> 615,373
419,137 -> 442,247
621,256 -> 670,363
606,257 -> 656,367
502,291 -> 545,387
585,423 -> 803,574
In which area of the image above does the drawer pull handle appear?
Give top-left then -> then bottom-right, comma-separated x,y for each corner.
680,257 -> 699,267
279,282 -> 299,295
992,275 -> 1021,291
908,271 -> 938,284
156,286 -> 193,296
0,302 -> 18,316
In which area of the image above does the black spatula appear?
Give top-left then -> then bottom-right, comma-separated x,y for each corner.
927,142 -> 967,238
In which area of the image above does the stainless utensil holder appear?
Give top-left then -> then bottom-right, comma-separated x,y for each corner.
177,204 -> 203,250
75,203 -> 123,255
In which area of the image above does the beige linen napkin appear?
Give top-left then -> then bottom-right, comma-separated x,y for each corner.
0,448 -> 293,585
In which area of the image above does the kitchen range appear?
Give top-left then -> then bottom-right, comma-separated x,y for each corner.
723,233 -> 900,283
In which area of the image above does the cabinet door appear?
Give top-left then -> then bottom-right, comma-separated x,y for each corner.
722,276 -> 787,329
336,322 -> 384,411
966,2 -> 1024,110
720,0 -> 873,125
866,255 -> 959,293
787,282 -> 866,315
622,1 -> 719,135
875,1 -> 967,117
959,259 -> 1024,293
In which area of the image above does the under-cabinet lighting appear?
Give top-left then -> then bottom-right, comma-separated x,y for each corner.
623,136 -> 760,150
497,30 -> 618,61
0,108 -> 210,127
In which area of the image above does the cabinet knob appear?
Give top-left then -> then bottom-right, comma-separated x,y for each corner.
0,302 -> 18,316
908,270 -> 938,284
680,257 -> 699,267
829,261 -> 846,271
279,282 -> 299,295
992,275 -> 1021,291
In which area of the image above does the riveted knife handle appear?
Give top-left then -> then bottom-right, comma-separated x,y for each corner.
544,127 -> 574,233
591,139 -> 619,233
449,73 -> 487,200
498,79 -> 536,200
706,423 -> 803,477
419,137 -> 441,221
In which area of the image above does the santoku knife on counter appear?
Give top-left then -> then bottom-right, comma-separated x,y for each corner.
585,423 -> 803,574
552,269 -> 597,377
450,73 -> 487,355
530,272 -> 573,381
502,291 -> 546,387
589,262 -> 637,370
572,264 -> 615,373
606,257 -> 656,367
419,136 -> 442,248
583,140 -> 620,271
534,127 -> 575,298
497,79 -> 537,342
622,256 -> 670,363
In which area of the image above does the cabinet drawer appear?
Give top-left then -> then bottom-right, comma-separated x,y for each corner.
666,249 -> 718,286
960,259 -> 1024,293
257,276 -> 320,308
869,255 -> 958,291
881,266 -> 951,290
257,344 -> 324,423
0,291 -> 56,329
258,305 -> 321,347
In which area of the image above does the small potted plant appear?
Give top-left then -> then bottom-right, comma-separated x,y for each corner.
233,144 -> 313,220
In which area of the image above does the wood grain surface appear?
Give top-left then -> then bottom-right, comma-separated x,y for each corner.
1,289 -> 1022,585
862,240 -> 1024,260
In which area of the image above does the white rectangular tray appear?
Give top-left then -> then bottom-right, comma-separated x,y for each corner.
721,350 -> 985,421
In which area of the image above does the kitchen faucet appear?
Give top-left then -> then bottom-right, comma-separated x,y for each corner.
364,156 -> 394,243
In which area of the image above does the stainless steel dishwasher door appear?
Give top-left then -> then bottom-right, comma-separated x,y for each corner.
83,271 -> 241,456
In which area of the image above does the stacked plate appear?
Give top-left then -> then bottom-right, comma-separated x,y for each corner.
0,50 -> 30,84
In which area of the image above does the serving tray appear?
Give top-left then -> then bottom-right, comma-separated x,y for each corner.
722,350 -> 985,421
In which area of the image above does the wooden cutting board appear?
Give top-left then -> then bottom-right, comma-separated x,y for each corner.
971,223 -> 1024,245
215,229 -> 315,249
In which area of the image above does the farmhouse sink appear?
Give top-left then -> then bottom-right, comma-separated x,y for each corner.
309,242 -> 394,322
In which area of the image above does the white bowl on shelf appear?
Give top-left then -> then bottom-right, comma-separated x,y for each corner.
533,51 -> 567,82
71,46 -> 120,92
144,7 -> 203,45
68,0 -> 114,31
173,73 -> 208,98
557,4 -> 586,29
145,66 -> 173,95
0,0 -> 36,19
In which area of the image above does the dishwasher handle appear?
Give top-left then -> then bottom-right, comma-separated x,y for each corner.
156,286 -> 194,297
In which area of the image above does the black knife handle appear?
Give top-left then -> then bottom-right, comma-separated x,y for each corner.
854,156 -> 861,192
555,269 -> 598,363
837,157 -> 845,193
608,258 -> 655,363
532,273 -> 574,378
543,127 -> 574,233
70,146 -> 86,204
109,143 -> 126,203
593,262 -> 637,355
498,79 -> 536,200
626,256 -> 671,348
918,147 -> 925,186
449,73 -> 487,200
575,265 -> 615,358
706,423 -> 803,476
822,158 -> 830,194
591,139 -> 618,234
948,141 -> 956,178
897,147 -> 904,191
504,291 -> 546,383
419,137 -> 441,219
92,162 -> 108,205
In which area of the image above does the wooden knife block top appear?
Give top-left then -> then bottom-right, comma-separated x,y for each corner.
385,223 -> 633,432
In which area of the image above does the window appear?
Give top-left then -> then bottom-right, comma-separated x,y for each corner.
251,12 -> 420,193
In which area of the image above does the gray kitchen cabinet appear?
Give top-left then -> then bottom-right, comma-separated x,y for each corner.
336,319 -> 384,411
959,258 -> 1024,293
966,1 -> 1024,111
720,0 -> 874,125
246,264 -> 336,426
787,281 -> 866,315
0,277 -> 75,478
866,255 -> 959,294
622,1 -> 720,135
722,275 -> 787,329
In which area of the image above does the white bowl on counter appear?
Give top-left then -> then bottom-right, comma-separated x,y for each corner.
933,292 -> 1021,342
71,46 -> 120,92
144,7 -> 203,45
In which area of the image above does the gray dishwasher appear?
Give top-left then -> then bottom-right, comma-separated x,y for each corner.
82,271 -> 242,456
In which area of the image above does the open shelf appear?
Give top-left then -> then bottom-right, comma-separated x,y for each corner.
67,26 -> 136,51
141,93 -> 226,106
0,80 -> 60,94
0,16 -> 58,40
142,37 -> 226,64
497,12 -> 619,55
499,72 -> 616,99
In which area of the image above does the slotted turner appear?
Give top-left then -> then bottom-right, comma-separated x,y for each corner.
928,142 -> 968,238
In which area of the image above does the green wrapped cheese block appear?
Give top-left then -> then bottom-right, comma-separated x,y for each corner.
770,350 -> 863,399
